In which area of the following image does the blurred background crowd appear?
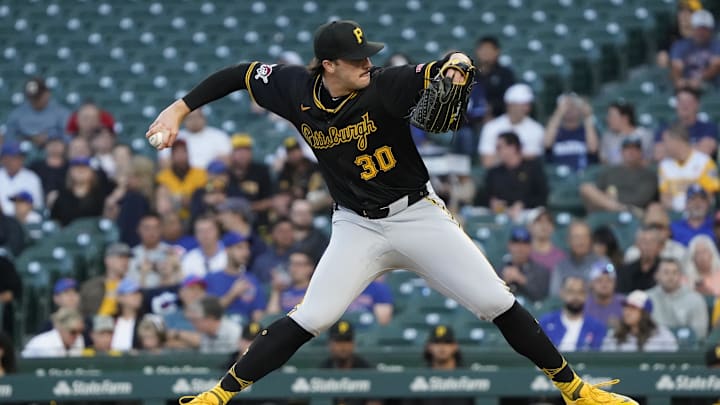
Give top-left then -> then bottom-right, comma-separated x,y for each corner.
0,0 -> 719,376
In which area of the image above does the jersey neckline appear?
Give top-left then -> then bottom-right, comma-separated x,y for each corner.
312,75 -> 358,114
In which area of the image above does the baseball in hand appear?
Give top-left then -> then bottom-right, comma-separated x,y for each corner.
148,131 -> 168,149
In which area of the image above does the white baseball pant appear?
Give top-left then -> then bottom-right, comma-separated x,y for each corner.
289,185 -> 515,336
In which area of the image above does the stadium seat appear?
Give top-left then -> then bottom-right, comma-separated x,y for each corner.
406,288 -> 460,317
64,217 -> 120,245
453,323 -> 506,348
464,221 -> 512,268
339,311 -> 377,330
13,248 -> 60,339
307,329 -> 329,347
586,211 -> 640,251
372,323 -> 427,346
384,270 -> 421,314
548,182 -> 584,215
41,222 -> 109,281
15,244 -> 77,281
528,296 -> 563,318
671,327 -> 697,350
551,211 -> 573,251
451,309 -> 494,330
385,270 -> 420,289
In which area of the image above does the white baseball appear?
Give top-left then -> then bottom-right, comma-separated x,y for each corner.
148,131 -> 167,149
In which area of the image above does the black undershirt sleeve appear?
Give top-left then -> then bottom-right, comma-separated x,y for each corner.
182,63 -> 252,111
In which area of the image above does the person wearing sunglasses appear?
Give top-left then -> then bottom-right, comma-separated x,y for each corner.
21,307 -> 85,358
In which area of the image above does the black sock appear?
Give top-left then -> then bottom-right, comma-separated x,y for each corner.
220,316 -> 313,391
492,301 -> 574,383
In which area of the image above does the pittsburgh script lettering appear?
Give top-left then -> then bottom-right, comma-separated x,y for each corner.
301,113 -> 377,151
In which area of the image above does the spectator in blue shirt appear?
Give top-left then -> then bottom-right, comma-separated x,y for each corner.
205,232 -> 266,322
544,93 -> 599,171
584,261 -> 625,330
670,9 -> 720,90
655,87 -> 718,158
539,276 -> 607,351
346,280 -> 394,325
670,184 -> 715,246
4,77 -> 70,146
266,250 -> 315,315
216,198 -> 268,269
163,275 -> 207,334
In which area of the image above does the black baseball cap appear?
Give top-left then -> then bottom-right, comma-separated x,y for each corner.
328,320 -> 354,342
428,325 -> 456,344
314,20 -> 384,61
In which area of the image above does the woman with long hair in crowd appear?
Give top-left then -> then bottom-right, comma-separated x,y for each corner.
686,234 -> 720,297
104,156 -> 154,246
602,290 -> 678,352
110,278 -> 146,352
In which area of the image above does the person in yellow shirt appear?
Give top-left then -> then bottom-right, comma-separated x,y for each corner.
659,123 -> 720,212
156,140 -> 207,218
79,243 -> 132,317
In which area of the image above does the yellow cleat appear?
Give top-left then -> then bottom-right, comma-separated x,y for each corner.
178,384 -> 234,405
560,379 -> 638,405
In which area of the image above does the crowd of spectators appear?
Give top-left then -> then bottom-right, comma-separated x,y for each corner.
0,4 -> 719,365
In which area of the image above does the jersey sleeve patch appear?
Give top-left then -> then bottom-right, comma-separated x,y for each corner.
254,63 -> 277,84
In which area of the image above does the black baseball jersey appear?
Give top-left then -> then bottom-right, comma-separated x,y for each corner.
184,58 -> 449,213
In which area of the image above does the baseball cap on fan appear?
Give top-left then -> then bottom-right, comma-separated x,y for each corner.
678,0 -> 702,12
328,320 -> 355,341
691,9 -> 715,29
314,20 -> 385,61
504,83 -> 534,104
428,325 -> 456,344
509,227 -> 531,243
9,191 -> 33,205
686,183 -> 708,199
622,290 -> 653,313
589,261 -> 616,281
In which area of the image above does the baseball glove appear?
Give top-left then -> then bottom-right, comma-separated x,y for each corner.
409,59 -> 475,133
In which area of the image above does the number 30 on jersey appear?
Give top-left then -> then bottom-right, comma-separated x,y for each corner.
354,145 -> 397,180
